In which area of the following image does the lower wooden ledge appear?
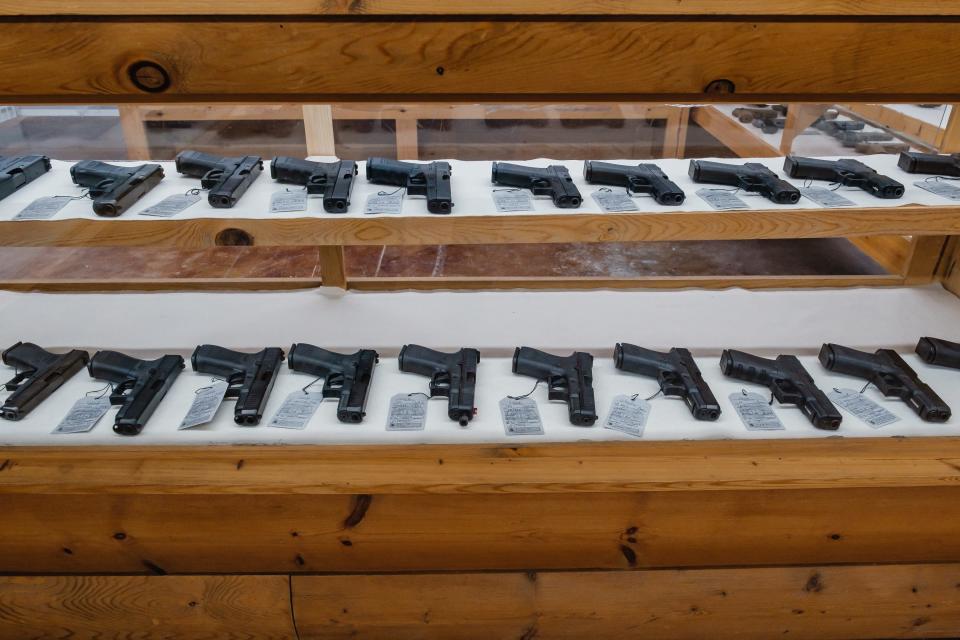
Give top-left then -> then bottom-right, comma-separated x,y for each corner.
2,564 -> 959,639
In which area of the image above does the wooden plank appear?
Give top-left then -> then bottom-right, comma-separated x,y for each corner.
690,106 -> 780,157
902,235 -> 948,284
332,102 -> 667,120
4,1 -> 960,16
303,104 -> 336,156
139,103 -> 304,121
318,245 -> 348,288
3,22 -> 960,102
0,277 -> 326,292
779,103 -> 828,155
293,564 -> 960,640
850,236 -> 911,274
3,208 -> 960,249
117,105 -> 151,160
346,274 -> 904,291
2,442 -> 960,573
0,575 -> 296,639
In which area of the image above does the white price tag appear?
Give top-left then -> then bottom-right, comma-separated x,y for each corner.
268,391 -> 325,430
603,394 -> 651,438
591,190 -> 639,212
730,391 -> 785,431
53,395 -> 112,434
270,190 -> 308,213
492,190 -> 534,212
913,180 -> 960,201
14,196 -> 73,220
179,380 -> 229,430
365,190 -> 404,214
828,388 -> 900,428
139,193 -> 202,217
386,393 -> 428,431
696,188 -> 749,211
499,397 -> 544,436
800,186 -> 857,208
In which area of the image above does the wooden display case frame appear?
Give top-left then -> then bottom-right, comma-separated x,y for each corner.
3,4 -> 960,639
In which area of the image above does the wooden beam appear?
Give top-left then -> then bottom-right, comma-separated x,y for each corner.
2,207 -> 960,248
303,105 -> 336,156
779,103 -> 828,155
318,245 -> 348,288
4,1 -> 960,16
0,575 -> 297,639
3,21 -> 960,102
690,107 -> 780,157
293,564 -> 960,640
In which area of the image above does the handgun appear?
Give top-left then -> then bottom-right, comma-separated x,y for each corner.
398,344 -> 479,426
491,162 -> 582,208
614,343 -> 720,420
688,160 -> 801,204
175,150 -> 263,208
191,345 -> 285,426
583,161 -> 685,205
916,336 -> 960,368
732,106 -> 781,124
70,161 -> 165,216
855,142 -> 909,155
0,155 -> 51,201
815,119 -> 864,135
270,157 -> 358,213
838,131 -> 894,147
783,156 -> 904,199
898,152 -> 960,177
819,343 -> 950,422
751,117 -> 786,134
1,342 -> 89,421
720,349 -> 842,429
512,347 -> 597,426
288,344 -> 378,423
88,350 -> 185,436
365,157 -> 453,213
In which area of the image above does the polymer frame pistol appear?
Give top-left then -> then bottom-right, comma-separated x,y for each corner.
88,350 -> 185,436
512,347 -> 597,426
288,344 -> 378,423
191,345 -> 285,426
583,161 -> 685,205
1,342 -> 89,421
365,157 -> 454,213
688,160 -> 801,204
819,343 -> 950,422
491,162 -> 582,208
70,161 -> 165,216
783,156 -> 904,199
270,157 -> 358,213
916,336 -> 960,369
720,349 -> 842,430
614,344 -> 720,420
398,344 -> 479,426
175,150 -> 263,208
0,155 -> 51,201
898,152 -> 960,177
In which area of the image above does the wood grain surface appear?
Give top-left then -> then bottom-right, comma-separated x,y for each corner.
0,575 -> 296,639
293,564 -> 960,639
1,21 -> 959,101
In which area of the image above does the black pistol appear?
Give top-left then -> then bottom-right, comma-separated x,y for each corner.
365,157 -> 453,213
838,131 -> 894,147
732,106 -> 782,124
0,155 -> 51,201
819,343 -> 950,422
898,152 -> 960,177
191,345 -> 285,426
1,342 -> 89,421
491,162 -> 582,208
288,344 -> 378,423
512,347 -> 597,426
175,150 -> 263,208
614,343 -> 720,420
916,336 -> 960,369
583,161 -> 685,205
688,160 -> 801,204
783,156 -> 904,199
70,161 -> 165,216
88,351 -> 185,436
720,349 -> 842,430
270,157 -> 358,213
398,345 -> 479,425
